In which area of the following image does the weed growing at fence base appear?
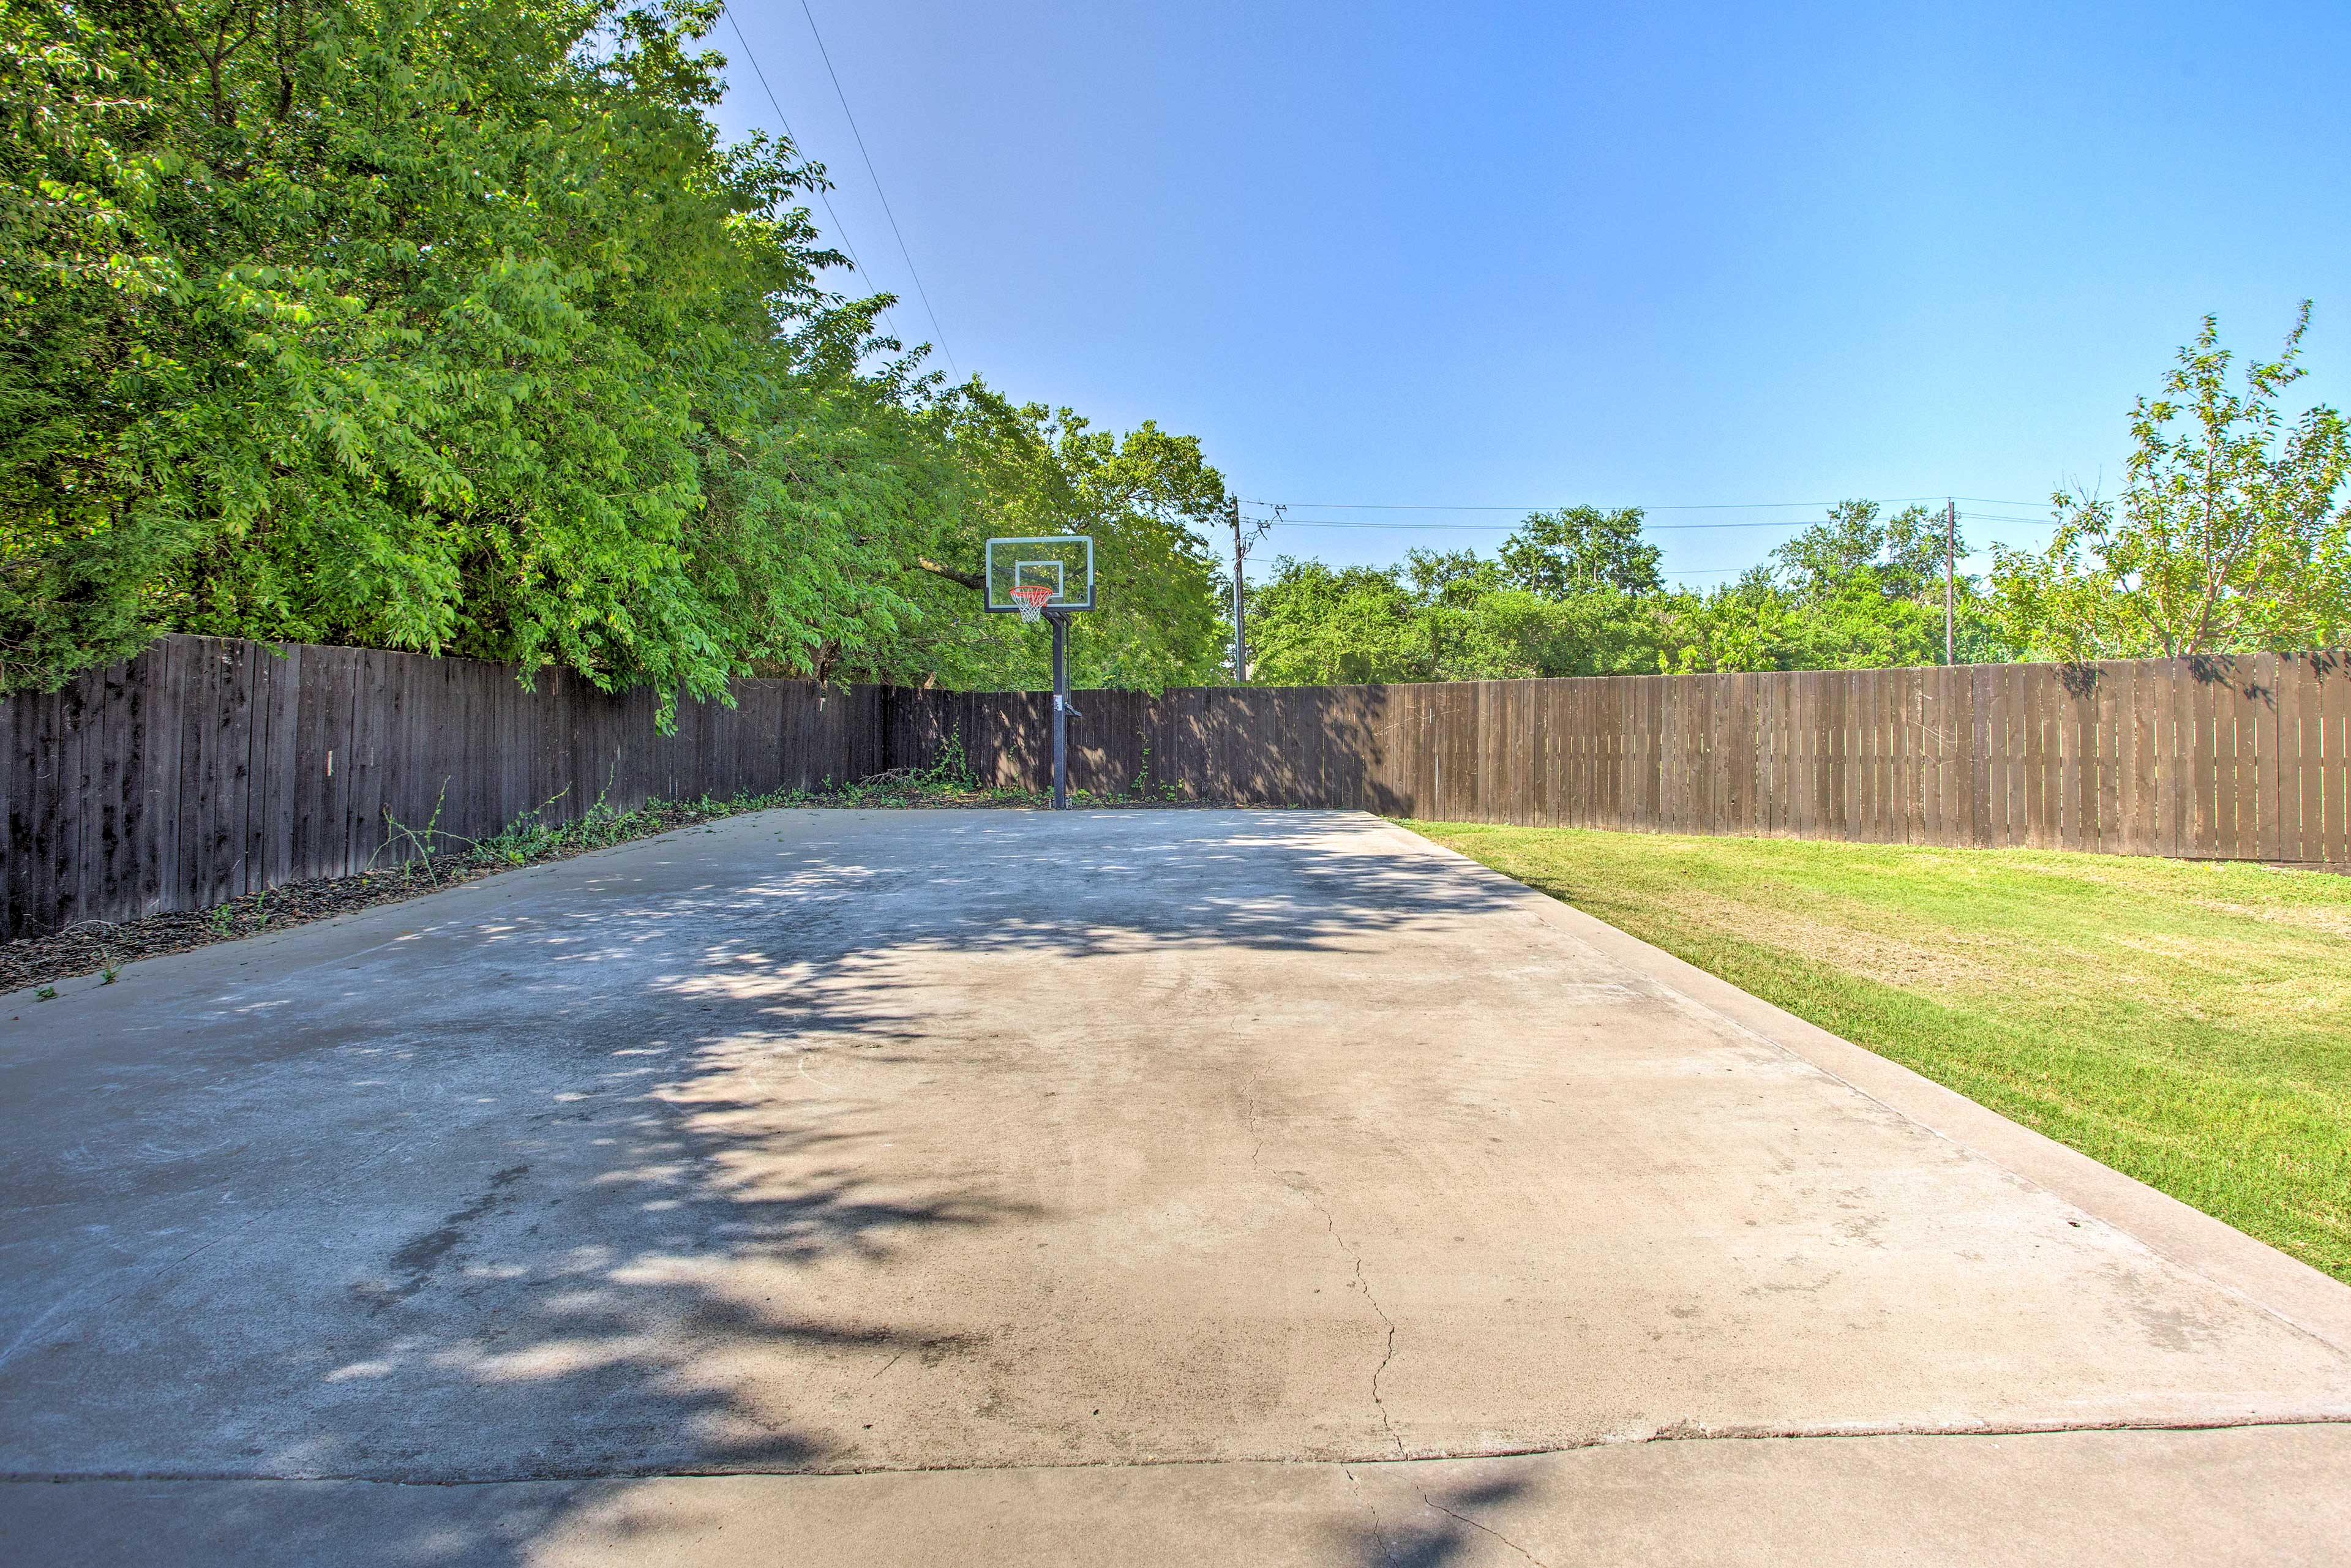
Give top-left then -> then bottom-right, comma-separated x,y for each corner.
1406,821 -> 2351,1286
1,762 -> 1111,994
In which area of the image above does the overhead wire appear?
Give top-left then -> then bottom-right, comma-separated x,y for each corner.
1240,498 -> 2060,585
794,0 -> 961,378
716,20 -> 2051,582
719,7 -> 906,347
1243,495 -> 2045,513
1248,514 -> 2060,533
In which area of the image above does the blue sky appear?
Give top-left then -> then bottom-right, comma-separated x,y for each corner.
711,1 -> 2351,590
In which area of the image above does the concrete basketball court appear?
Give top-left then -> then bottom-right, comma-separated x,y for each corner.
2,808 -> 2348,1565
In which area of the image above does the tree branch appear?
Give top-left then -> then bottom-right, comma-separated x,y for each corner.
915,557 -> 984,592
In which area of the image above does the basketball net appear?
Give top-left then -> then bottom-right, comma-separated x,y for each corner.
1011,584 -> 1053,623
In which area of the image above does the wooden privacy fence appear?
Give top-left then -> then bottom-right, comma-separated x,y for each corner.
8,637 -> 2349,940
2,636 -> 884,940
895,651 -> 2351,865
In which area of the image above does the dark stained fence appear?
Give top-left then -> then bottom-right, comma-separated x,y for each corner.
2,636 -> 883,939
10,640 -> 2351,940
894,651 -> 2351,865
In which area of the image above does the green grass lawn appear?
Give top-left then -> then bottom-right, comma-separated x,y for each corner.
1401,820 -> 2351,1285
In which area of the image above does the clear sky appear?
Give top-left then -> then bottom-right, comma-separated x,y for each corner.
711,1 -> 2351,590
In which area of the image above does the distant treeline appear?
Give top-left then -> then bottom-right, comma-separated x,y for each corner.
1250,306 -> 2332,686
1250,308 -> 2350,683
1248,499 -> 1990,685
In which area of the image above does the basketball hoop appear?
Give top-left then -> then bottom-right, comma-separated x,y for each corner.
982,533 -> 1094,810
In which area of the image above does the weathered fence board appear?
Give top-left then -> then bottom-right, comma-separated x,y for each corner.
9,638 -> 2350,941
895,650 -> 2351,874
0,637 -> 888,939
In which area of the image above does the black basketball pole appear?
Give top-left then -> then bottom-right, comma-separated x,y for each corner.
1049,609 -> 1069,810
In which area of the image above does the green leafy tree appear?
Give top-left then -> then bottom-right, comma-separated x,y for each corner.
1652,501 -> 2004,672
0,0 -> 194,687
2,0 -> 885,704
1651,569 -> 1803,673
1496,505 -> 1660,596
0,0 -> 1232,704
1458,585 -> 1669,678
1772,500 -> 1957,605
1247,544 -> 1671,685
1243,558 -> 1424,684
872,390 -> 1230,692
1992,305 -> 2351,659
693,315 -> 959,686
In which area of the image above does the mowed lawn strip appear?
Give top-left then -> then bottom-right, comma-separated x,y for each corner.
1401,822 -> 2351,1286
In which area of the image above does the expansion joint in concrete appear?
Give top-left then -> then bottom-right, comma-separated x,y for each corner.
11,1417 -> 2351,1488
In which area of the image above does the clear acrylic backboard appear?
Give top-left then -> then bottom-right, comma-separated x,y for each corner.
984,536 -> 1095,615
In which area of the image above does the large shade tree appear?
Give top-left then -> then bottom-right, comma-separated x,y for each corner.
0,0 -> 1232,703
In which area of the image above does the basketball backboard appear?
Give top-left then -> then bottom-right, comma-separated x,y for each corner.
984,535 -> 1095,615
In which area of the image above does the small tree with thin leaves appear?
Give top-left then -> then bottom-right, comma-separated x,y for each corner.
1992,305 -> 2351,659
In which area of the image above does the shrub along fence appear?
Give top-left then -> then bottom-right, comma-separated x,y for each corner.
6,637 -> 2347,939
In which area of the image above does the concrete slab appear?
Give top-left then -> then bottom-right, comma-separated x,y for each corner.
3,809 -> 2348,1562
9,1424 -> 2350,1566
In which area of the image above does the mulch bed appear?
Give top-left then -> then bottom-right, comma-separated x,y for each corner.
3,860 -> 496,997
1,784 -> 1217,997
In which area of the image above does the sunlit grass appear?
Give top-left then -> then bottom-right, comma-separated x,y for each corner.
1401,820 -> 2351,1285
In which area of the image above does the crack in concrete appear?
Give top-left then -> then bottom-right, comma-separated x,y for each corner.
1249,1086 -> 1401,1457
1421,1491 -> 1553,1567
1341,1465 -> 1394,1567
1288,1172 -> 1405,1458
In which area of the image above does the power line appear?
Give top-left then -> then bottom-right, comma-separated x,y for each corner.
1252,506 -> 2058,582
1252,519 -> 1694,531
719,8 -> 906,346
1254,515 -> 2060,533
795,0 -> 960,378
1243,494 -> 2044,513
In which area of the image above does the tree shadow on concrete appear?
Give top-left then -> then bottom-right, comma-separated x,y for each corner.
0,809 -> 1531,1566
694,808 -> 1534,961
1342,1473 -> 1542,1568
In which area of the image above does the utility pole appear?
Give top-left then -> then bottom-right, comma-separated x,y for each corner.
1944,499 -> 1957,667
1229,497 -> 1248,684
